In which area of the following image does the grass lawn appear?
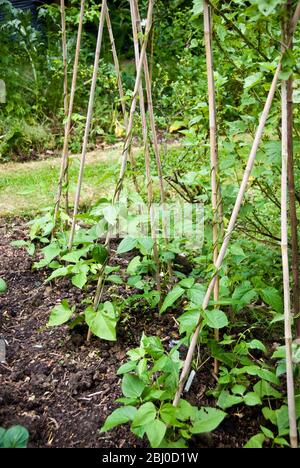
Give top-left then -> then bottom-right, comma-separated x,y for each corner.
0,146 -> 123,216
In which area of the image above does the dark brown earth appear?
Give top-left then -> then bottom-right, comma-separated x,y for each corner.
0,218 -> 261,448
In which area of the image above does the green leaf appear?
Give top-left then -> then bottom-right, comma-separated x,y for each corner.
85,302 -> 118,341
186,283 -> 206,305
72,270 -> 88,289
204,309 -> 228,329
253,380 -> 281,399
0,278 -> 7,294
132,402 -> 156,428
103,205 -> 118,225
191,408 -> 226,433
100,406 -> 137,432
232,384 -> 247,396
117,361 -> 137,375
217,390 -> 243,410
178,309 -> 200,336
191,0 -> 203,18
273,437 -> 289,447
107,274 -> 123,285
260,425 -> 274,439
61,247 -> 89,263
146,419 -> 167,448
244,433 -> 265,448
45,266 -> 70,282
248,340 -> 266,354
2,425 -> 29,448
92,245 -> 108,264
159,286 -> 185,314
47,300 -> 74,327
262,407 -> 277,425
244,72 -> 263,89
137,237 -> 154,254
0,428 -> 5,447
160,403 -> 178,425
117,236 -> 137,254
260,287 -> 283,314
179,277 -> 195,289
121,374 -> 145,398
127,256 -> 141,275
257,0 -> 286,16
244,392 -> 262,406
176,399 -> 198,421
35,242 -> 61,268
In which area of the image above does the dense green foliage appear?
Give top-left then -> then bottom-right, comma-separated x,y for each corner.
3,0 -> 300,449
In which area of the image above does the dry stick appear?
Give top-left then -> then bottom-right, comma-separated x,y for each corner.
173,62 -> 282,407
203,0 -> 222,375
285,2 -> 300,338
105,8 -> 140,194
130,0 -> 161,294
87,0 -> 155,342
281,8 -> 297,447
53,0 -> 85,230
172,1 -> 300,407
281,80 -> 298,449
134,0 -> 172,277
68,0 -> 107,251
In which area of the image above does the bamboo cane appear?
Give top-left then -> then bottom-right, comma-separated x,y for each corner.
204,0 -> 223,375
105,10 -> 127,121
285,1 -> 300,338
281,6 -> 298,447
105,7 -> 140,194
53,0 -> 85,229
112,0 -> 155,203
60,0 -> 68,117
68,0 -> 107,250
134,0 -> 172,277
281,78 -> 298,450
87,0 -> 155,342
130,0 -> 161,294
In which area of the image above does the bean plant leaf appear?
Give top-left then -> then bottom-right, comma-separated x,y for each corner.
204,309 -> 228,329
117,236 -> 137,254
146,419 -> 167,448
244,433 -> 265,448
121,374 -> 145,398
159,286 -> 185,314
100,406 -> 137,432
190,408 -> 226,433
2,425 -> 29,448
85,302 -> 118,341
132,402 -> 156,428
0,278 -> 7,294
48,300 -> 74,327
260,287 -> 283,314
